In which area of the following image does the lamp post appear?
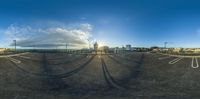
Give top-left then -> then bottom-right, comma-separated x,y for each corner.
66,43 -> 68,53
87,39 -> 90,53
13,40 -> 16,52
164,42 -> 167,48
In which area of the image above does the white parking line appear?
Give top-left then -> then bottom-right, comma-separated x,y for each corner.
191,57 -> 199,68
168,57 -> 183,64
157,52 -> 200,58
18,56 -> 31,59
0,52 -> 29,58
8,57 -> 21,64
87,55 -> 91,58
110,55 -> 113,57
196,57 -> 199,68
158,56 -> 171,60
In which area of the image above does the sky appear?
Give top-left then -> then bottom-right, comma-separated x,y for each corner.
1,0 -> 200,48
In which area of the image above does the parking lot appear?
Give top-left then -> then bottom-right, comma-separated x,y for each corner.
1,52 -> 200,99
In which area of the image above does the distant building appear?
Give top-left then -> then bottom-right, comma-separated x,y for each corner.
94,42 -> 98,54
194,48 -> 200,53
172,48 -> 182,53
99,46 -> 109,53
151,48 -> 200,54
0,48 -> 6,54
122,46 -> 125,51
114,47 -> 119,54
183,48 -> 200,54
126,45 -> 131,51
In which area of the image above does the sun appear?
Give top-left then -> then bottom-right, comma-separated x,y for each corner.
98,41 -> 105,47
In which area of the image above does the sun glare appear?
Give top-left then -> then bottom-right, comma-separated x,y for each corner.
97,41 -> 105,47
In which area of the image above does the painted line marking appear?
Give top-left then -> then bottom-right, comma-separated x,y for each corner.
110,55 -> 112,57
158,56 -> 171,60
8,57 -> 21,64
157,52 -> 200,58
18,56 -> 31,59
168,57 -> 183,64
0,52 -> 29,58
87,55 -> 91,58
196,57 -> 199,68
191,57 -> 199,68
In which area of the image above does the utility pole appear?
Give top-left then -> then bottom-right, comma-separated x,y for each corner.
87,39 -> 90,53
122,45 -> 124,54
164,42 -> 174,48
164,42 -> 168,48
164,42 -> 174,53
66,43 -> 68,53
13,40 -> 16,52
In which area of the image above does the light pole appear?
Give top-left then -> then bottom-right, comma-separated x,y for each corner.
164,42 -> 167,48
122,45 -> 125,54
66,43 -> 68,53
87,39 -> 90,52
13,40 -> 16,52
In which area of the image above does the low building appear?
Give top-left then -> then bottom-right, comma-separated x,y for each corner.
93,42 -> 98,54
99,46 -> 109,53
114,47 -> 119,54
152,48 -> 159,53
0,48 -> 6,54
126,45 -> 131,51
172,48 -> 182,53
194,48 -> 200,53
183,48 -> 200,54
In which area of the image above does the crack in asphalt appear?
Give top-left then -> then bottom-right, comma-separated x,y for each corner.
105,53 -> 145,90
9,53 -> 95,91
107,55 -> 132,69
113,54 -> 141,64
131,53 -> 144,79
101,56 -> 125,90
107,53 -> 144,79
8,54 -> 95,79
48,55 -> 87,65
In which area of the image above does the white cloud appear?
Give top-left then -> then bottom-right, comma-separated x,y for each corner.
4,23 -> 93,49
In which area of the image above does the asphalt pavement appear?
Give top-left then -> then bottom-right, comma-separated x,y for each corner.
1,52 -> 200,99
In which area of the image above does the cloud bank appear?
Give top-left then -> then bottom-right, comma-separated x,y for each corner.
4,23 -> 93,49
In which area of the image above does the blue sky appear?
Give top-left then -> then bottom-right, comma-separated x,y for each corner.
1,0 -> 200,48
